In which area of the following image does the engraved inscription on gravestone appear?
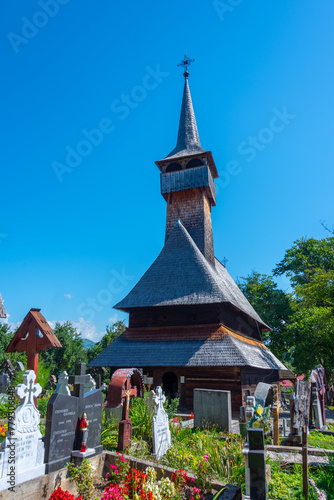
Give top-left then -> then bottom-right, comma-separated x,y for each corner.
44,392 -> 78,473
152,386 -> 171,460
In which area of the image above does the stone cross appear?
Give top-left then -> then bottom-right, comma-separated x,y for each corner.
153,386 -> 165,411
56,371 -> 71,395
16,370 -> 42,405
69,363 -> 91,399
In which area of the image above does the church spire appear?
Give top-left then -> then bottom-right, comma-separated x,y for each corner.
166,54 -> 205,159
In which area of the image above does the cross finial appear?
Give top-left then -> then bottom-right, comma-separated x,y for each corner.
16,370 -> 42,406
177,52 -> 195,78
153,386 -> 166,412
222,257 -> 229,267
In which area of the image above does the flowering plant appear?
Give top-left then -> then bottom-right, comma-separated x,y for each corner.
48,487 -> 82,500
170,468 -> 190,491
108,452 -> 130,483
195,456 -> 211,493
248,404 -> 271,433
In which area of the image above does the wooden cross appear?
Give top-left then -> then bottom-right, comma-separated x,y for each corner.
121,378 -> 137,420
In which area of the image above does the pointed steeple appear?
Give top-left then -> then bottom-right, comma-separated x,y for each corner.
166,76 -> 205,159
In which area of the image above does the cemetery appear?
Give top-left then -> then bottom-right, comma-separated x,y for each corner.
1,9 -> 334,500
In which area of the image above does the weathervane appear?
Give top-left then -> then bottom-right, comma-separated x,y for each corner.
177,52 -> 195,78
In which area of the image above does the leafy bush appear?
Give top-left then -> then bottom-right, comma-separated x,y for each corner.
67,459 -> 97,500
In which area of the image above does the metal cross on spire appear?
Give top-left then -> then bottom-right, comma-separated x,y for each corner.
177,52 -> 195,78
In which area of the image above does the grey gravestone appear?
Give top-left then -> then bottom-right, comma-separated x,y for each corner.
0,370 -> 45,491
44,363 -> 103,472
244,428 -> 267,500
194,388 -> 231,431
44,392 -> 79,473
0,373 -> 9,395
152,387 -> 171,460
253,383 -> 273,408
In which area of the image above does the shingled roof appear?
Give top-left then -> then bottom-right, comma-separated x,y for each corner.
115,221 -> 268,329
166,76 -> 205,160
89,325 -> 285,370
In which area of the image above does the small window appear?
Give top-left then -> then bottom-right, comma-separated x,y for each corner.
186,158 -> 203,169
166,162 -> 181,173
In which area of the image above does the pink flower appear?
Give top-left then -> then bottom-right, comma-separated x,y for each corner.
105,473 -> 109,479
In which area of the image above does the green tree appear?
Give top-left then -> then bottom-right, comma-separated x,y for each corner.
274,235 -> 334,380
238,272 -> 293,361
273,236 -> 334,287
40,321 -> 87,376
0,323 -> 26,367
86,320 -> 125,364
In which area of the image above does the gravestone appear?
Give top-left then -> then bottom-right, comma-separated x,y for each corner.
44,363 -> 103,472
0,370 -> 45,491
311,385 -> 323,429
243,428 -> 267,500
84,374 -> 96,394
253,383 -> 272,408
0,373 -> 9,393
193,388 -> 231,431
55,371 -> 71,395
152,387 -> 171,460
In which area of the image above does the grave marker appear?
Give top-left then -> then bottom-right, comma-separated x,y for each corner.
55,371 -> 71,395
5,308 -> 62,383
0,370 -> 45,490
243,428 -> 267,500
152,386 -> 171,460
194,388 -> 232,431
44,363 -> 103,472
253,382 -> 272,408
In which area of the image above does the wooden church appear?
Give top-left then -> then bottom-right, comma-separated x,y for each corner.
90,56 -> 289,412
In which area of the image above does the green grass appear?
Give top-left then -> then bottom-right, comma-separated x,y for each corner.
308,430 -> 334,450
268,461 -> 334,500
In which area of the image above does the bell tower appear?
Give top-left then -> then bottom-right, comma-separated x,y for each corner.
155,54 -> 219,265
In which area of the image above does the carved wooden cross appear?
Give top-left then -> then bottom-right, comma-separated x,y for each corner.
121,377 -> 137,421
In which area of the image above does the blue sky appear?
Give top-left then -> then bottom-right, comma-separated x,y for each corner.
1,1 -> 334,340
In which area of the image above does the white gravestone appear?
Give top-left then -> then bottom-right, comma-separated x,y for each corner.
84,374 -> 96,394
0,370 -> 45,491
152,386 -> 171,460
56,371 -> 71,395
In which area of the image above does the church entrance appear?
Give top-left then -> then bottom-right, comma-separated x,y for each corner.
162,371 -> 178,402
